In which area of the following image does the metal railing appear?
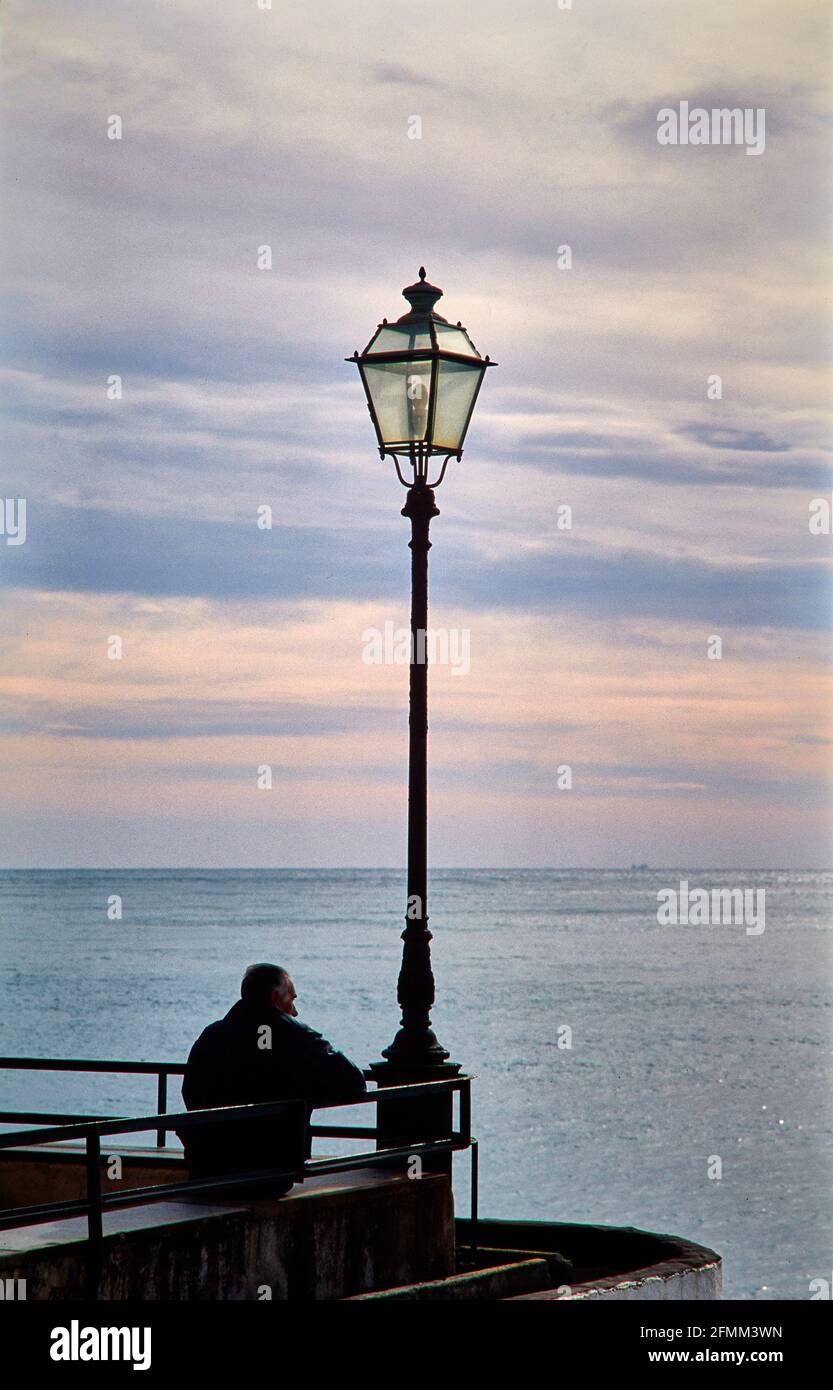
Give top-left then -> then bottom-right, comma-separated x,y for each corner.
0,1056 -> 477,1248
0,1056 -> 186,1146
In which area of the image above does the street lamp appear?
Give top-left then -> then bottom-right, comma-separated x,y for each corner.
348,269 -> 495,1097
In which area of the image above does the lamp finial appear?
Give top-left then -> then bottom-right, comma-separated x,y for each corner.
401,268 -> 443,317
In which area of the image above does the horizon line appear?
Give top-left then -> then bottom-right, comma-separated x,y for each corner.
0,865 -> 827,874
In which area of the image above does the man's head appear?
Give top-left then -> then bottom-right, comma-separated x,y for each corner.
240,963 -> 297,1016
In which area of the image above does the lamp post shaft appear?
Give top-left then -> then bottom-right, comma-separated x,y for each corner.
370,478 -> 458,1075
402,480 -> 439,1045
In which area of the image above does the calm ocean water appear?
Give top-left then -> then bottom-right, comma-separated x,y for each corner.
1,867 -> 830,1300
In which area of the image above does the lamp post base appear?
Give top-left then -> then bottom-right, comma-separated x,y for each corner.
369,1056 -> 461,1176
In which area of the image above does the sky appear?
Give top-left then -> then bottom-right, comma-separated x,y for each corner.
1,0 -> 831,868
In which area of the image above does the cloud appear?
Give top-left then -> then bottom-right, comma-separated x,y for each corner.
675,423 -> 791,453
4,498 -> 831,636
370,64 -> 453,92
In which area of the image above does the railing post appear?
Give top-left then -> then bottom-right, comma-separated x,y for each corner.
297,1100 -> 310,1172
459,1077 -> 471,1143
85,1132 -> 103,1245
156,1071 -> 168,1148
470,1138 -> 479,1262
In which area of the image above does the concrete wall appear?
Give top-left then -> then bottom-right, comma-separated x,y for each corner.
511,1258 -> 722,1300
565,1261 -> 722,1300
459,1218 -> 722,1302
0,1168 -> 455,1300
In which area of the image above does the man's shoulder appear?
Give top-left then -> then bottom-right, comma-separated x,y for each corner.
187,1017 -> 227,1053
188,1006 -> 331,1060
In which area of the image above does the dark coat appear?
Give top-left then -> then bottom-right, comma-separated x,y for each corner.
178,999 -> 366,1181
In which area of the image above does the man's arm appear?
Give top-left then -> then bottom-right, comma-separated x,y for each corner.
282,1017 -> 367,1102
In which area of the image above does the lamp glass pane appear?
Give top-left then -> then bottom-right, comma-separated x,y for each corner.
433,324 -> 480,358
368,325 -> 433,354
432,359 -> 484,450
363,360 -> 431,444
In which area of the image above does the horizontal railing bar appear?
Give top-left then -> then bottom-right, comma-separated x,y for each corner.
0,1059 -> 472,1092
0,1118 -> 379,1143
0,1059 -> 403,1081
0,1168 -> 301,1231
303,1139 -> 470,1176
0,1194 -> 94,1229
0,1113 -> 115,1125
309,1125 -> 377,1138
0,1101 -> 304,1150
0,1077 -> 470,1151
0,1057 -> 185,1075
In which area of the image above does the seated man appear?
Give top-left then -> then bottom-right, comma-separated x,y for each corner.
178,962 -> 366,1195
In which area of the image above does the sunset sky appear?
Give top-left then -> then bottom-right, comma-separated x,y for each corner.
1,0 -> 831,867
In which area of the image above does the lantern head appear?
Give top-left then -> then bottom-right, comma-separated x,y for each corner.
349,268 -> 495,484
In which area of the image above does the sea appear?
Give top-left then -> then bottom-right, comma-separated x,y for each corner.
1,867 -> 830,1301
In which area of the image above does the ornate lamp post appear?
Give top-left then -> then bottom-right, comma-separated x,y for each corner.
348,269 -> 495,1112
